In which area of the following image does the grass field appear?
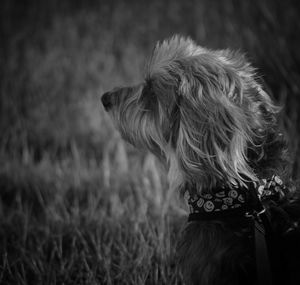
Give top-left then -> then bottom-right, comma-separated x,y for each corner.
0,0 -> 300,284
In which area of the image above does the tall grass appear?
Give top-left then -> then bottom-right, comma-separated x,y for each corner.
0,0 -> 299,284
0,144 -> 183,284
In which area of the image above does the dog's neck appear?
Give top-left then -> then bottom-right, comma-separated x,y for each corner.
185,175 -> 287,215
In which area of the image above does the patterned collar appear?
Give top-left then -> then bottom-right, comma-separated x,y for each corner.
186,175 -> 287,217
256,175 -> 287,202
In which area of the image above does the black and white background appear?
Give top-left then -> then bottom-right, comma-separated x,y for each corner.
0,1 -> 299,284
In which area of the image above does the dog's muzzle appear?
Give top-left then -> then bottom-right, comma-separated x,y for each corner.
101,91 -> 113,111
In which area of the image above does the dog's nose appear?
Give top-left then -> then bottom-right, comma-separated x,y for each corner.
101,92 -> 113,110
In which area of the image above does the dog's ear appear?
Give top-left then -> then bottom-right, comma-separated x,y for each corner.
175,55 -> 268,190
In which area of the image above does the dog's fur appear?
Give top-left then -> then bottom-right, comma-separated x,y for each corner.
101,35 -> 300,285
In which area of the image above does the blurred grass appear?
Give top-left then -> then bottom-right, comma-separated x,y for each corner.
0,0 -> 300,284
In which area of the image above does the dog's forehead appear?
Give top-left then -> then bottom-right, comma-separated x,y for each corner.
154,35 -> 205,58
147,35 -> 207,76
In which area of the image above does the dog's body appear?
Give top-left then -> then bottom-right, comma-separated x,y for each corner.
101,36 -> 300,285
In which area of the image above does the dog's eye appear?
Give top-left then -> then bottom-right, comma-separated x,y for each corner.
169,105 -> 180,146
140,82 -> 158,111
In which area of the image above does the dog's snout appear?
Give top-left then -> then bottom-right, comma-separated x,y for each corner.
101,92 -> 113,110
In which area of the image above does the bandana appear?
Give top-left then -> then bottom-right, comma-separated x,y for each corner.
256,175 -> 287,203
186,175 -> 287,216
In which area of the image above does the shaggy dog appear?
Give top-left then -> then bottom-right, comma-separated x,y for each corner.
101,36 -> 300,285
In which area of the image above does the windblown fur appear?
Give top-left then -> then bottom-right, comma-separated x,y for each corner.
106,36 -> 289,193
101,35 -> 300,285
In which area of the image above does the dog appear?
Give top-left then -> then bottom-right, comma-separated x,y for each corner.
101,35 -> 300,285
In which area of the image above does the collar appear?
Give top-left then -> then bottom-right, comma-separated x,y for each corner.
186,175 -> 287,222
256,175 -> 287,202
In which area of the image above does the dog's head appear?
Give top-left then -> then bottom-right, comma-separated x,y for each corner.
102,35 -> 282,193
